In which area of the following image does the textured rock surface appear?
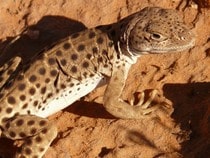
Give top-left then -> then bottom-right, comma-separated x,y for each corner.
0,0 -> 209,158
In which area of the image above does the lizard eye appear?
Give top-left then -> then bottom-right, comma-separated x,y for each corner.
152,33 -> 160,38
150,33 -> 165,41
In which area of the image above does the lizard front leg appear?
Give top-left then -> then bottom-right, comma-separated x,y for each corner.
103,63 -> 157,119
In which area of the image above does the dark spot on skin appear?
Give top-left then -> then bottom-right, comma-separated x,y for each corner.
41,128 -> 48,134
56,50 -> 62,56
45,78 -> 50,83
22,103 -> 28,109
97,37 -> 104,44
50,70 -> 57,77
25,148 -> 32,155
39,120 -> 47,126
33,100 -> 38,107
47,93 -> 53,98
9,131 -> 16,138
16,119 -> 24,126
70,66 -> 77,73
29,88 -> 36,95
18,83 -> 26,91
6,108 -> 12,113
30,128 -> 37,135
97,57 -> 103,63
86,53 -> 92,59
19,132 -> 26,138
5,122 -> 10,129
63,42 -> 71,49
71,53 -> 78,61
29,75 -> 37,83
83,72 -> 88,77
7,96 -> 16,104
77,88 -> 80,91
61,84 -> 66,89
90,74 -> 94,77
77,44 -> 85,51
102,50 -> 108,56
39,148 -> 45,152
27,120 -> 35,126
89,31 -> 96,38
36,83 -> 40,88
71,33 -> 80,39
70,83 -> 74,87
14,112 -> 19,117
35,136 -> 42,143
82,61 -> 89,68
60,59 -> 67,66
41,87 -> 46,94
48,58 -> 56,65
92,47 -> 98,54
38,67 -> 46,75
26,139 -> 32,145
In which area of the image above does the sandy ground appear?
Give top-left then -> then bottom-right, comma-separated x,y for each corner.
0,0 -> 209,158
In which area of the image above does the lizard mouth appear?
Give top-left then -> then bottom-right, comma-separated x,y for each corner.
130,38 -> 195,55
151,39 -> 195,53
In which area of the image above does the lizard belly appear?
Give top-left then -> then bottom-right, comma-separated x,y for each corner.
35,75 -> 104,118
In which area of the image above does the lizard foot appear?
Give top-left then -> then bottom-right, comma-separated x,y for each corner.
128,89 -> 159,115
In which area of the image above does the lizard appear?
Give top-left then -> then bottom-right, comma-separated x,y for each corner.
0,7 -> 195,158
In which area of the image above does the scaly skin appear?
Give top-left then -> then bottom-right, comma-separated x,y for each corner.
0,7 -> 195,158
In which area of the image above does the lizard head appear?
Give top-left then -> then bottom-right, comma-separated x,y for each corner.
119,7 -> 195,56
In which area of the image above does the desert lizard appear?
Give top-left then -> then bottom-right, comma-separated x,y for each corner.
0,7 -> 195,158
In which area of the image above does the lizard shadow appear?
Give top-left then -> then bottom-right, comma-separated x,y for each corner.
64,100 -> 115,119
0,15 -> 87,65
120,82 -> 210,157
163,82 -> 210,157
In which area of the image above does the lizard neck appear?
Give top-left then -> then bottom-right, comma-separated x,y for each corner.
96,19 -> 140,64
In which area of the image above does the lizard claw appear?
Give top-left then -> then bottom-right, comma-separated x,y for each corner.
128,89 -> 159,115
129,89 -> 158,108
140,89 -> 158,109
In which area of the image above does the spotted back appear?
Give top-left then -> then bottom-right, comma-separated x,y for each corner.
0,28 -> 117,122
